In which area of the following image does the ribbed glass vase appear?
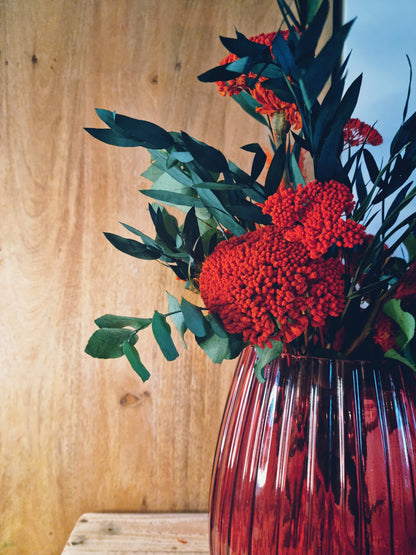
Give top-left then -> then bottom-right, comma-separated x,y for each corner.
209,347 -> 416,554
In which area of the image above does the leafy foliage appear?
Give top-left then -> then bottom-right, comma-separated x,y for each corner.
85,0 -> 416,381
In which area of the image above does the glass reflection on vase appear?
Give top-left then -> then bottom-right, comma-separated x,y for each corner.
209,347 -> 416,554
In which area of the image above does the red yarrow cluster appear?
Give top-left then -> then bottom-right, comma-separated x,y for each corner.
199,226 -> 345,347
216,32 -> 301,129
199,180 -> 370,348
343,118 -> 383,149
263,180 -> 368,258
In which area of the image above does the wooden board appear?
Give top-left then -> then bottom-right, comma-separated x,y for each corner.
0,1 -> 333,554
62,513 -> 209,554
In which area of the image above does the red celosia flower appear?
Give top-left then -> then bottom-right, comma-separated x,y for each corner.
263,180 -> 368,258
199,225 -> 346,348
216,31 -> 301,129
374,313 -> 397,352
343,118 -> 383,149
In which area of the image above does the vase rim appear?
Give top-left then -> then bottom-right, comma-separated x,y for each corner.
276,352 -> 398,367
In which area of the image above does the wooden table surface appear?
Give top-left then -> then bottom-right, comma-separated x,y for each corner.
62,513 -> 209,554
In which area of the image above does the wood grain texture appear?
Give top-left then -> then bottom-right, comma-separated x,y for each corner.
0,1 -> 284,554
62,513 -> 209,554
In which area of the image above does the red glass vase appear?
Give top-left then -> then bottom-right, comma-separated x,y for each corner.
209,347 -> 416,554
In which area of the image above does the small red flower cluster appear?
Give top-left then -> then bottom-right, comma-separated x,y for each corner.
216,32 -> 301,129
343,118 -> 383,148
263,180 -> 368,258
374,314 -> 397,353
199,225 -> 345,348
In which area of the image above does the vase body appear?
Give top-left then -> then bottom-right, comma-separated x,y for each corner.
209,347 -> 416,554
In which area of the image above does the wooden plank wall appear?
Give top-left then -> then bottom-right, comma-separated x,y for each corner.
0,1 -> 287,553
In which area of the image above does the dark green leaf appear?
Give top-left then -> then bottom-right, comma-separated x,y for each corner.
272,32 -> 299,79
182,207 -> 203,259
85,328 -> 137,359
95,314 -> 152,330
403,55 -> 413,122
120,222 -> 160,250
95,108 -> 117,127
290,150 -> 306,187
180,298 -> 208,338
149,204 -> 180,250
196,329 -> 245,363
220,30 -> 270,58
122,341 -> 151,382
152,311 -> 179,361
300,19 -> 354,110
295,0 -> 329,66
384,348 -> 416,372
205,313 -> 229,338
140,189 -> 204,208
114,113 -> 173,148
260,77 -> 295,103
181,132 -> 228,173
404,232 -> 416,259
196,187 -> 246,236
231,91 -> 268,126
197,64 -> 242,83
363,149 -> 380,184
391,112 -> 416,157
85,128 -> 144,147
104,232 -> 162,260
265,145 -> 285,196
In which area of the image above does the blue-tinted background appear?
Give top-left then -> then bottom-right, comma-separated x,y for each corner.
345,0 -> 416,162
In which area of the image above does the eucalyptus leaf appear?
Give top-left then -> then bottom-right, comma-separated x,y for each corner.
122,341 -> 151,382
180,298 -> 208,338
85,328 -> 138,359
95,314 -> 152,330
152,311 -> 179,361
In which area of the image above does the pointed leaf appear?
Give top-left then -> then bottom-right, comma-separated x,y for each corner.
181,132 -> 228,173
114,114 -> 173,148
85,128 -> 144,147
140,189 -> 204,208
300,19 -> 354,110
197,64 -> 242,83
104,232 -> 162,260
231,91 -> 268,126
265,145 -> 285,196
